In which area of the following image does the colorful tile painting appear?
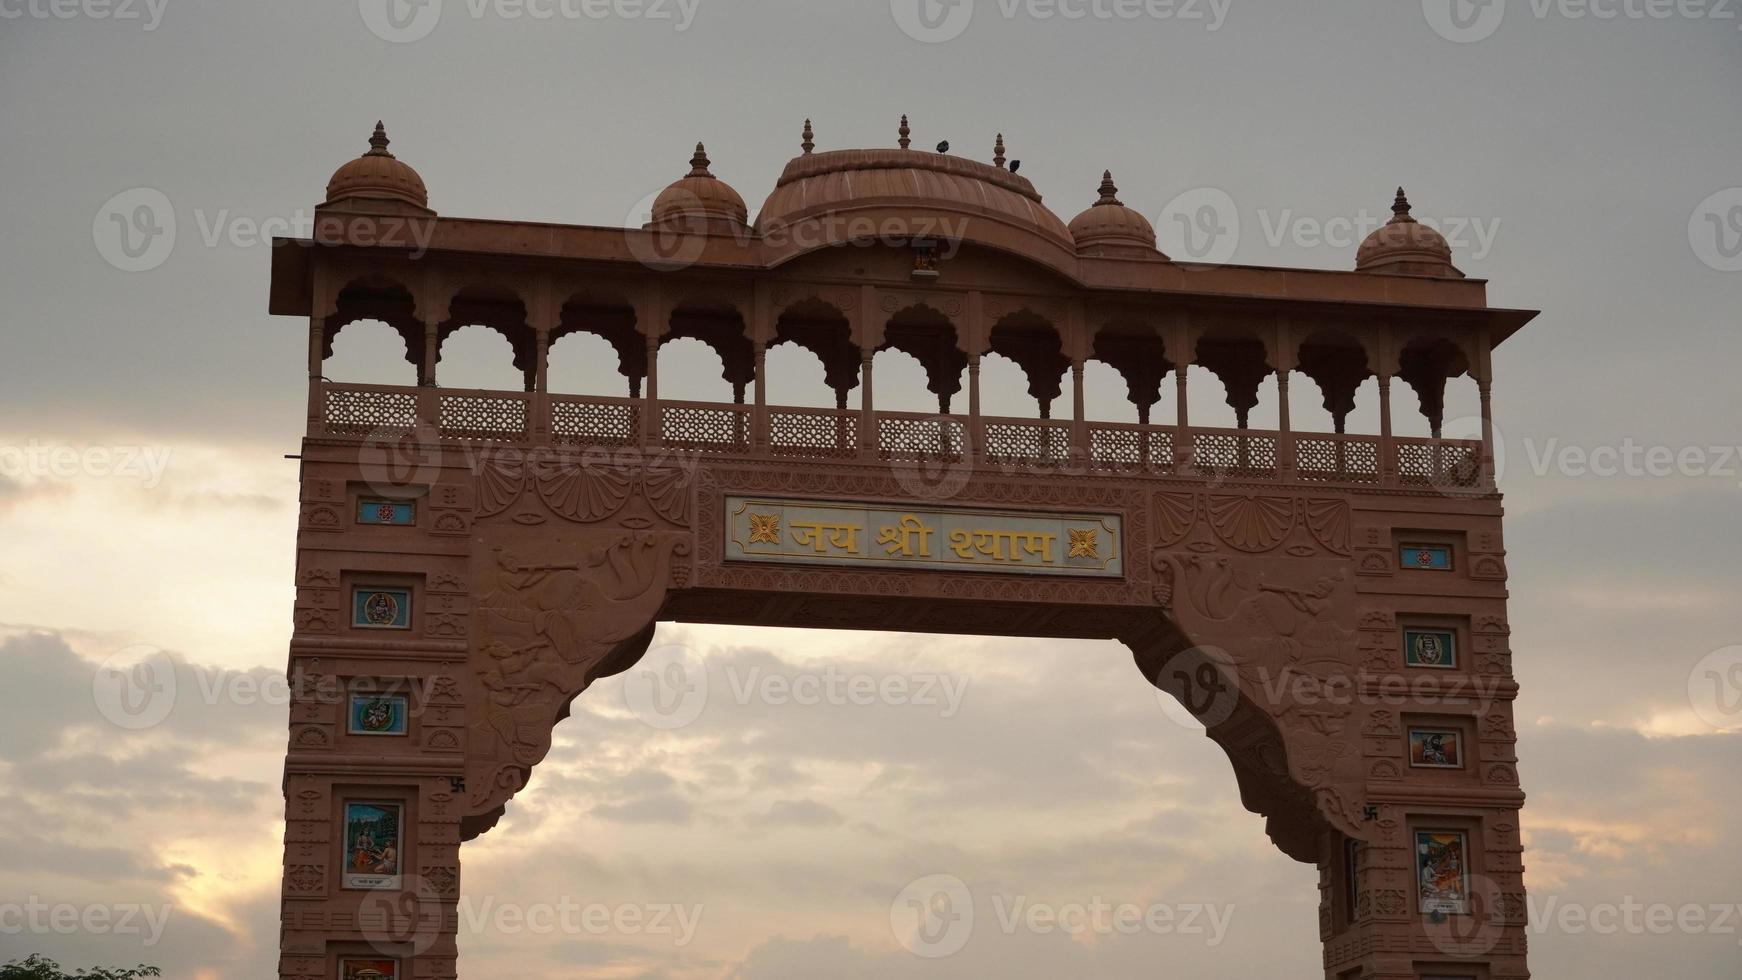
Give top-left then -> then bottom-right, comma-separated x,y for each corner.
338,958 -> 398,980
1416,831 -> 1470,915
357,499 -> 416,525
348,693 -> 409,736
352,588 -> 411,630
1408,729 -> 1463,768
1404,629 -> 1458,669
1400,543 -> 1454,570
342,802 -> 403,890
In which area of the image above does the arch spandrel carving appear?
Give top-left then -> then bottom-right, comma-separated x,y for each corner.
461,523 -> 687,835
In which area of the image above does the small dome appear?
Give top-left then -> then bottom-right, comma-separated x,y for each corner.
649,143 -> 749,233
1355,188 -> 1462,277
324,122 -> 431,213
1067,171 -> 1159,254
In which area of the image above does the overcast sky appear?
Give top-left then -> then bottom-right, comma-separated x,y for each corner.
2,1 -> 1740,977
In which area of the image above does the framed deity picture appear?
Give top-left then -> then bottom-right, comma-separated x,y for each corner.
1404,629 -> 1458,669
1416,830 -> 1470,915
1408,728 -> 1464,769
338,958 -> 398,980
352,587 -> 412,630
357,498 -> 416,526
1400,542 -> 1454,571
342,802 -> 404,890
348,693 -> 409,736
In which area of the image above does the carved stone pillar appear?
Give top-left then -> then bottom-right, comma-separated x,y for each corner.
858,349 -> 876,457
1378,374 -> 1396,485
1174,364 -> 1192,470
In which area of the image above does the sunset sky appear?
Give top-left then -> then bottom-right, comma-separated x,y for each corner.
2,2 -> 1740,977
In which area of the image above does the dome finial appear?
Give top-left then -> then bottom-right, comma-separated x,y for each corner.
1095,170 -> 1121,206
898,114 -> 911,150
367,121 -> 392,157
1392,186 -> 1414,220
689,142 -> 713,178
993,133 -> 1006,168
801,119 -> 815,155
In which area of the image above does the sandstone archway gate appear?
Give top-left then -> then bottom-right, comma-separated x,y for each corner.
273,123 -> 1537,979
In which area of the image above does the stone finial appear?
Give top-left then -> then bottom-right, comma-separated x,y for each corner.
1392,186 -> 1415,221
1095,170 -> 1121,206
688,142 -> 713,177
801,119 -> 815,155
899,114 -> 911,150
367,121 -> 392,156
993,133 -> 1006,168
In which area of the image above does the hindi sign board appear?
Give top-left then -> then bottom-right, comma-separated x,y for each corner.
725,497 -> 1123,578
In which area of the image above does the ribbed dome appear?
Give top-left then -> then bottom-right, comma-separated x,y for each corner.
1355,188 -> 1462,277
324,122 -> 431,213
756,147 -> 1074,251
648,143 -> 749,233
1067,171 -> 1160,255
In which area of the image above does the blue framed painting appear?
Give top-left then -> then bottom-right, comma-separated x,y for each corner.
357,499 -> 416,526
348,693 -> 409,736
1404,628 -> 1458,669
342,801 -> 403,890
1400,543 -> 1454,571
352,588 -> 411,630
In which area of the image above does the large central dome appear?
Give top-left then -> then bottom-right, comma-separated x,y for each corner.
755,148 -> 1077,271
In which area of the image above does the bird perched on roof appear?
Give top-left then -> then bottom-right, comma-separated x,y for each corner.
1009,160 -> 1021,173
936,140 -> 950,154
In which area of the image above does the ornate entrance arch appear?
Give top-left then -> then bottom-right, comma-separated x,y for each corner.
276,122 -> 1536,979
